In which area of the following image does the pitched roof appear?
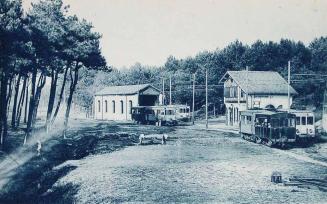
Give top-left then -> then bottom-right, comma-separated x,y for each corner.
95,84 -> 160,96
220,71 -> 298,95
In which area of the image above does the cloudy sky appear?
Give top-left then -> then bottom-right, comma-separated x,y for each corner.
23,0 -> 327,68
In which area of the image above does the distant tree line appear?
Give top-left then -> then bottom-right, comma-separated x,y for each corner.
75,38 -> 327,116
0,0 -> 107,150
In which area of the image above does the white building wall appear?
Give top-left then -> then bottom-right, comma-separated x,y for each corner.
251,95 -> 292,109
94,94 -> 139,121
323,104 -> 327,132
225,86 -> 294,126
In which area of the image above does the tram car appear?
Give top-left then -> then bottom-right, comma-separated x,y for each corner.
289,109 -> 315,141
156,105 -> 191,125
171,105 -> 191,122
131,105 -> 191,126
240,109 -> 297,147
131,106 -> 157,124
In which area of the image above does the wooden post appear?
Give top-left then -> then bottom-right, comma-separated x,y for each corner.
288,61 -> 291,110
192,73 -> 195,125
246,66 -> 249,110
169,76 -> 172,105
213,105 -> 216,118
206,69 -> 208,129
162,78 -> 165,105
323,80 -> 327,132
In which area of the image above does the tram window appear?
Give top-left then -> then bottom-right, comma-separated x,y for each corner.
307,117 -> 313,125
271,119 -> 279,127
289,118 -> 295,127
246,116 -> 252,122
165,110 -> 174,115
296,117 -> 300,125
301,117 -> 306,125
280,119 -> 288,126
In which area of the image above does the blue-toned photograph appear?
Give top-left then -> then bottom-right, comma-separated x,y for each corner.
0,0 -> 327,203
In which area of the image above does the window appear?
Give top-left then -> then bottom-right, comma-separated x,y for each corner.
289,118 -> 295,127
296,117 -> 300,125
165,110 -> 174,115
241,90 -> 245,98
246,116 -> 252,122
120,100 -> 124,114
241,116 -> 245,123
129,100 -> 133,114
307,117 -> 313,125
98,100 -> 101,112
301,117 -> 306,125
271,119 -> 279,127
112,100 -> 115,113
105,100 -> 108,112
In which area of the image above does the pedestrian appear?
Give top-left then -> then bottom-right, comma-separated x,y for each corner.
37,140 -> 42,156
162,134 -> 166,144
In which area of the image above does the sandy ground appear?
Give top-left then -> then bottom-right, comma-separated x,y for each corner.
53,124 -> 327,204
1,119 -> 326,203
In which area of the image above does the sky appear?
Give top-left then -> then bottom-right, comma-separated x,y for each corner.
22,0 -> 327,68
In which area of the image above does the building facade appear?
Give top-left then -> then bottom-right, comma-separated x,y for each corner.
323,89 -> 327,132
220,71 -> 298,126
94,84 -> 161,121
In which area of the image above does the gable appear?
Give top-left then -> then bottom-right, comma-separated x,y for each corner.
140,87 -> 161,95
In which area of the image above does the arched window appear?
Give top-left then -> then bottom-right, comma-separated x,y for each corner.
112,100 -> 115,113
98,100 -> 101,112
120,100 -> 124,114
105,100 -> 108,112
129,100 -> 133,114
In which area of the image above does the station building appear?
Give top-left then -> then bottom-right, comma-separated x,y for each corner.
94,84 -> 161,121
219,71 -> 298,126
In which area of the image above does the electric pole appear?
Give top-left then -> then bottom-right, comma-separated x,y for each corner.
162,78 -> 165,105
206,69 -> 208,129
288,61 -> 291,110
192,73 -> 195,125
323,80 -> 327,132
246,66 -> 249,110
169,76 -> 172,105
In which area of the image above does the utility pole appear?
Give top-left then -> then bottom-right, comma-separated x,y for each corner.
169,76 -> 172,105
162,78 -> 165,105
192,73 -> 195,125
288,61 -> 291,111
323,80 -> 327,132
213,105 -> 216,118
206,69 -> 208,129
246,66 -> 249,110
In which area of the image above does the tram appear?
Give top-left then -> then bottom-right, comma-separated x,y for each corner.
131,105 -> 191,125
240,109 -> 297,147
289,109 -> 315,141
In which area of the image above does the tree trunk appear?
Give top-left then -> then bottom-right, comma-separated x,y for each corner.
23,78 -> 29,124
11,74 -> 21,128
51,66 -> 68,125
6,76 -> 14,115
16,76 -> 27,127
25,66 -> 37,144
0,72 -> 9,150
31,74 -> 46,129
46,68 -> 59,132
63,66 -> 79,138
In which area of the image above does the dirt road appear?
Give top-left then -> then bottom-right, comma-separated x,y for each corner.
53,124 -> 327,203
